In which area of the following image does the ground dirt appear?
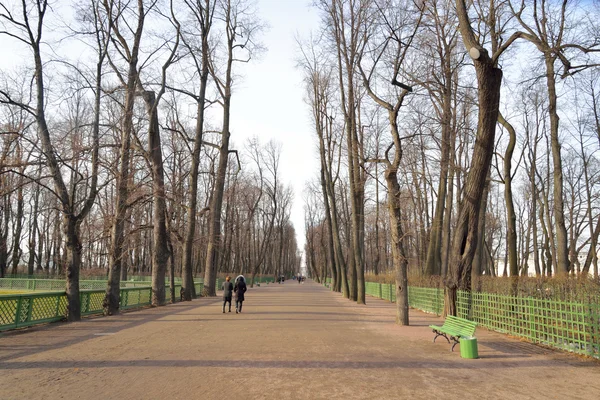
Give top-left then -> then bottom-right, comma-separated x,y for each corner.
0,281 -> 598,400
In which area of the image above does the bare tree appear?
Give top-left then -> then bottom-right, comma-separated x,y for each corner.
359,0 -> 423,325
1,0 -> 105,320
445,0 -> 519,315
203,0 -> 264,296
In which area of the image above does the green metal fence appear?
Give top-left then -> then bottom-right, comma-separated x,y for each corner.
1,274 -> 184,281
408,286 -> 444,315
0,282 -> 204,332
456,290 -> 600,358
0,278 -> 205,292
324,279 -> 600,359
0,278 -> 157,291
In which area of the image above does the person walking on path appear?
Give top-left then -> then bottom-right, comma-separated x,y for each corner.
234,275 -> 247,314
222,276 -> 233,313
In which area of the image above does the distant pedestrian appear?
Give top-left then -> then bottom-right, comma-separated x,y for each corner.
222,276 -> 233,313
234,275 -> 247,314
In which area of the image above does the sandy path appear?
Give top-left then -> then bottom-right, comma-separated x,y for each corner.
0,281 -> 598,399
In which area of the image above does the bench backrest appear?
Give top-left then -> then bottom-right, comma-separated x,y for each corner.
442,315 -> 477,336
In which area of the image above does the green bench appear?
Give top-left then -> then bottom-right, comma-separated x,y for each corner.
429,315 -> 477,352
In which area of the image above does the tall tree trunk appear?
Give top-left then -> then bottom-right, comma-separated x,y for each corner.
445,0 -> 504,316
0,194 -> 10,278
182,0 -> 211,299
545,57 -> 569,275
425,94 -> 451,276
64,216 -> 82,319
104,0 -> 144,314
36,213 -> 44,272
11,181 -> 23,275
204,75 -> 233,295
386,166 -> 409,325
143,91 -> 169,306
28,178 -> 41,275
498,114 -> 519,280
472,170 -> 490,288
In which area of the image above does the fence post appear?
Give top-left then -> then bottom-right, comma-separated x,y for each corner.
26,295 -> 34,322
529,297 -> 535,341
55,295 -> 62,317
15,296 -> 22,328
389,284 -> 393,302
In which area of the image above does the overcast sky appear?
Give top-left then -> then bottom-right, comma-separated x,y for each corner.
229,0 -> 321,256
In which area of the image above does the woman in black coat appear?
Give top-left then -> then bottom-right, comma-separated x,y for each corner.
234,275 -> 247,314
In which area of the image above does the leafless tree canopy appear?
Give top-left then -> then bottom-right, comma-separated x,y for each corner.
1,0 -> 600,321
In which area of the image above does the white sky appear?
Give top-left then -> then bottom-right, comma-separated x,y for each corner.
229,0 -> 321,254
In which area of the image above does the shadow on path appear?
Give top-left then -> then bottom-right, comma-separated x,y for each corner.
0,298 -> 220,362
2,357 -> 593,370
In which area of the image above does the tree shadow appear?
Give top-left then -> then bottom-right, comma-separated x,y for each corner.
0,298 -> 221,362
1,357 -> 593,370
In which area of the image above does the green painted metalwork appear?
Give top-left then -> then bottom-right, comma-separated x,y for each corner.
408,286 -> 444,315
0,281 -> 206,332
361,282 -> 600,360
0,292 -> 68,331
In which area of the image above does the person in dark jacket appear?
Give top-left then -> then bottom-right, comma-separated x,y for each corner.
222,276 -> 233,313
234,275 -> 247,314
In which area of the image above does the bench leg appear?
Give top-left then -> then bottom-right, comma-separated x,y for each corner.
450,337 -> 459,352
432,330 -> 450,344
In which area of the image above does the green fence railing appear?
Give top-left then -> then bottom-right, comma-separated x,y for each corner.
0,282 -> 204,332
1,274 -> 188,282
324,279 -> 600,359
0,278 -> 204,292
456,290 -> 600,358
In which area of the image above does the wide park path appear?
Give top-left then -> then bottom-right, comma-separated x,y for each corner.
0,281 -> 599,399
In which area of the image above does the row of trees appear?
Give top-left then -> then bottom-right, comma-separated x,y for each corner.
302,0 -> 600,323
0,0 -> 299,320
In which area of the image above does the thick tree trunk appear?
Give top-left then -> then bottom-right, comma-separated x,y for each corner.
11,183 -> 23,275
498,114 -> 519,281
385,168 -> 409,325
64,216 -> 82,321
104,92 -> 134,314
315,108 -> 339,290
144,91 -> 169,307
441,137 -> 456,278
545,57 -> 569,275
445,60 -> 503,315
28,182 -> 40,275
582,215 -> 600,276
346,93 -> 364,303
182,54 -> 210,299
0,195 -> 9,277
104,1 -> 144,314
36,215 -> 44,272
203,2 -> 235,296
472,171 -> 490,288
203,120 -> 231,296
425,85 -> 452,276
